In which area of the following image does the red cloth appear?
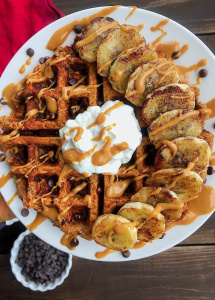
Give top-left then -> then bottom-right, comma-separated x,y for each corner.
0,0 -> 64,75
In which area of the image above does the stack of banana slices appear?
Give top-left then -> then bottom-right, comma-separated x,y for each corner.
74,17 -> 213,252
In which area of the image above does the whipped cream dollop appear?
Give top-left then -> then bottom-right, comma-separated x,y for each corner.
60,100 -> 142,176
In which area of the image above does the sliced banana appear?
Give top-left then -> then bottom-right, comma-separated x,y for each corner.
97,26 -> 145,77
76,17 -> 120,63
145,168 -> 203,201
131,187 -> 183,221
198,129 -> 214,151
92,214 -> 137,251
125,58 -> 179,106
155,137 -> 211,175
148,109 -> 204,147
109,47 -> 158,94
142,84 -> 195,125
118,202 -> 165,241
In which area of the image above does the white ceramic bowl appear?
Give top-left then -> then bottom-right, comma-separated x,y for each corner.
10,230 -> 72,291
6,218 -> 18,226
1,6 -> 215,261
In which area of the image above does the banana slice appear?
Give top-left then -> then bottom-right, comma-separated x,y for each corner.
76,17 -> 120,63
131,187 -> 183,221
142,84 -> 195,125
109,47 -> 158,94
92,214 -> 137,251
155,137 -> 211,175
118,202 -> 165,241
125,58 -> 179,106
198,129 -> 214,151
148,109 -> 204,147
97,26 -> 145,77
145,169 -> 203,201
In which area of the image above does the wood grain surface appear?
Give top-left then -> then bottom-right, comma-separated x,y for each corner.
1,1 -> 215,299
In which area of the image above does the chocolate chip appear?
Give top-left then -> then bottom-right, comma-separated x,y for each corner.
74,180 -> 81,187
97,101 -> 104,107
207,166 -> 214,175
122,250 -> 130,258
199,69 -> 208,78
79,186 -> 88,195
39,57 -> 46,64
44,56 -> 51,62
52,186 -> 59,195
172,51 -> 180,59
61,220 -> 66,225
51,200 -> 54,205
21,208 -> 29,217
74,25 -> 83,34
69,78 -> 78,86
203,178 -> 207,184
0,222 -> 6,230
14,153 -> 22,160
97,186 -> 103,194
70,99 -> 77,106
73,212 -> 86,221
159,233 -> 166,239
70,238 -> 79,247
70,107 -> 77,116
26,48 -> 34,57
48,178 -> 55,188
0,97 -> 7,105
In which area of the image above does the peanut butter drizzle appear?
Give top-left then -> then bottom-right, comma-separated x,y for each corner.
146,19 -> 169,49
76,21 -> 119,48
146,202 -> 184,223
95,248 -> 114,259
180,44 -> 190,56
125,6 -> 137,20
206,98 -> 215,118
84,194 -> 91,208
150,187 -> 162,196
113,221 -> 139,234
166,157 -> 199,190
106,174 -> 148,198
176,59 -> 208,84
41,201 -> 58,222
121,153 -> 149,174
149,110 -> 199,138
137,24 -> 145,31
70,127 -> 84,142
91,136 -> 128,167
2,83 -> 17,112
26,212 -> 46,231
6,191 -> 18,205
133,241 -> 147,249
0,173 -> 12,188
125,60 -> 175,98
110,70 -> 124,82
60,233 -> 78,250
167,185 -> 215,229
87,101 -> 124,129
63,144 -> 97,164
45,96 -> 57,113
199,108 -> 212,120
153,42 -> 190,60
158,140 -> 177,159
62,182 -> 88,203
210,151 -> 215,166
62,85 -> 92,100
91,124 -> 116,141
46,6 -> 121,51
19,56 -> 33,74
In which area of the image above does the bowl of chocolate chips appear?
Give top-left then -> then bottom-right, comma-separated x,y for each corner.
10,230 -> 72,291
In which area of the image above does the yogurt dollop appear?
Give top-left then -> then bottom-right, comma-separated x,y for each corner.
60,100 -> 142,176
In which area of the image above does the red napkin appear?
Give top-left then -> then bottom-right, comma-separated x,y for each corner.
0,0 -> 64,76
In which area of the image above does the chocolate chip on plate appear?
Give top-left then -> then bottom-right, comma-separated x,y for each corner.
203,178 -> 207,184
122,250 -> 130,258
70,238 -> 79,247
39,57 -> 46,64
74,24 -> 83,34
199,69 -> 208,78
172,50 -> 180,59
21,208 -> 29,217
207,166 -> 214,175
26,48 -> 34,57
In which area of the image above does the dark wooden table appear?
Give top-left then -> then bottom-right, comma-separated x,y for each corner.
1,1 -> 215,299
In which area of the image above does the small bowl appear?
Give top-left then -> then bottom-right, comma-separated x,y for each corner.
6,218 -> 19,226
10,230 -> 72,291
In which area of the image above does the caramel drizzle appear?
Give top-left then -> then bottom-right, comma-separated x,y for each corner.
157,140 -> 177,160
0,146 -> 18,162
0,173 -> 12,188
150,187 -> 162,196
95,248 -> 114,259
149,110 -> 199,138
113,221 -> 139,234
176,59 -> 208,84
56,163 -> 85,187
62,84 -> 96,101
46,6 -> 121,51
91,136 -> 128,167
105,174 -> 149,198
146,19 -> 169,49
70,127 -> 84,142
26,212 -> 46,231
133,241 -> 147,249
84,194 -> 91,208
41,200 -> 58,222
110,70 -> 124,82
87,102 -> 124,129
63,144 -> 97,164
37,79 -> 56,100
166,157 -> 199,189
1,83 -> 17,112
60,233 -> 78,250
6,191 -> 18,205
45,96 -> 57,113
125,60 -> 175,98
76,21 -> 119,48
61,182 -> 88,203
125,6 -> 137,20
19,56 -> 33,74
91,124 -> 116,141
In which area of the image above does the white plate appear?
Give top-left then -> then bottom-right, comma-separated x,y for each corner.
0,6 -> 215,262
